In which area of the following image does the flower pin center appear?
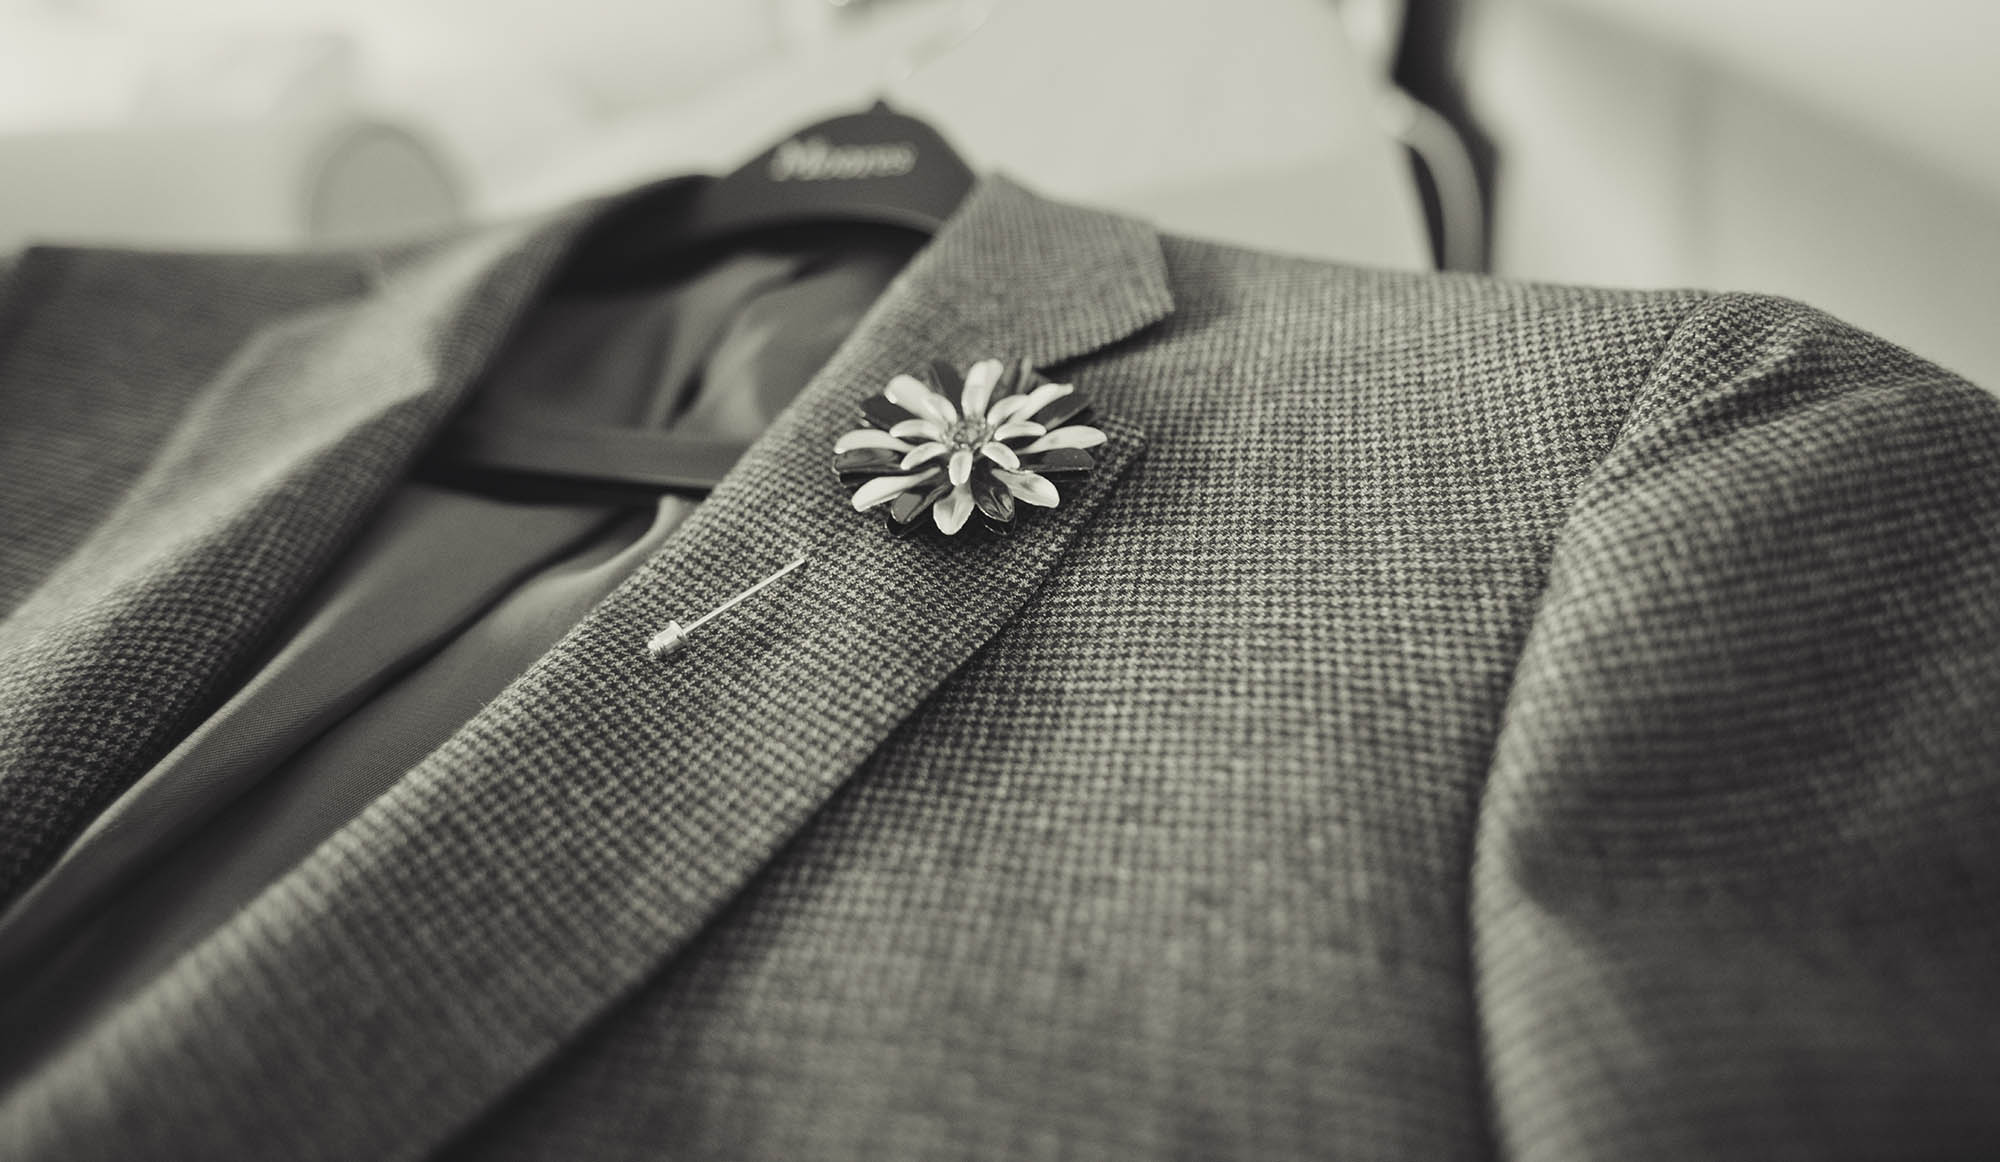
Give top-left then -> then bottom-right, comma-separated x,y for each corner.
831,358 -> 1109,536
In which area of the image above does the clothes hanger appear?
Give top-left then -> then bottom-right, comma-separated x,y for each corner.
425,28 -> 983,501
496,0 -> 1424,272
553,2 -> 991,287
544,99 -> 975,292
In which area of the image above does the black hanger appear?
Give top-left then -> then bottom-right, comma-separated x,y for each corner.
424,102 -> 976,502
580,101 -> 974,282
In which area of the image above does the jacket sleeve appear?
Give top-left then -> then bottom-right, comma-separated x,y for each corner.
1473,293 -> 2000,1161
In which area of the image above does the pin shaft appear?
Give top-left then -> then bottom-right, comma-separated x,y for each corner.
648,554 -> 808,657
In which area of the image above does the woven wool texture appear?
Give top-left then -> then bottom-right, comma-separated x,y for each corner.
0,226 -> 583,904
2,178 -> 1998,1162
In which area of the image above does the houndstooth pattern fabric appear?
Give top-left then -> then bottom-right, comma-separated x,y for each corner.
2,178 -> 1997,1161
0,226 -> 583,906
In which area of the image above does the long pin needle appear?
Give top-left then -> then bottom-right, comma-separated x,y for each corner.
647,554 -> 808,658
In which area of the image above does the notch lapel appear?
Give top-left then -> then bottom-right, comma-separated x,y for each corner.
1,177 -> 1172,1161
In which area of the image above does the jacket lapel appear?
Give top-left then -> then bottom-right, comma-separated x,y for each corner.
0,218 -> 588,909
2,177 -> 1172,1161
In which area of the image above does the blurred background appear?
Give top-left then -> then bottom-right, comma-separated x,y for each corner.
2,0 -> 1995,388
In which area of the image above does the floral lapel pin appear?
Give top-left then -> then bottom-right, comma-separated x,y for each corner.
832,358 -> 1106,535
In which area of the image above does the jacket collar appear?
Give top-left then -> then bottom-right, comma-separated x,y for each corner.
4,175 -> 1172,1158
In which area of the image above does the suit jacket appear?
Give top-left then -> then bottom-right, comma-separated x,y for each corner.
1,176 -> 1997,1162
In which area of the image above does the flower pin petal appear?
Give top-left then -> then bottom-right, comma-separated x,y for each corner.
832,358 -> 1105,536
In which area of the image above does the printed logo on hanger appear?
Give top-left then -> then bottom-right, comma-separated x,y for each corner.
767,135 -> 919,182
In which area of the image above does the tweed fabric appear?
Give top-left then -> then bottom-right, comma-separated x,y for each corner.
441,241 -> 1711,1162
1475,295 -> 2000,1160
2,178 -> 1998,1161
0,223 -> 586,906
0,247 -> 371,618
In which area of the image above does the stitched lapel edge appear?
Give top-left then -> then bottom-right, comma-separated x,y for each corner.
1,176 -> 1172,1161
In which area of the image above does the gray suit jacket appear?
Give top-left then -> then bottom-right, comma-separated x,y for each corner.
1,176 -> 1997,1161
